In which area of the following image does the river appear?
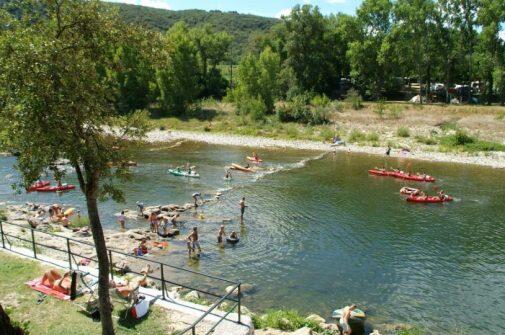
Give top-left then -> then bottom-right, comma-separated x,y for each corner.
1,141 -> 504,334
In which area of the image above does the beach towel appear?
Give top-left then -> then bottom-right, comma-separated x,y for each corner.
26,278 -> 71,301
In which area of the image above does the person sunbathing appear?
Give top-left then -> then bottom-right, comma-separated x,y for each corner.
41,269 -> 72,293
114,265 -> 151,298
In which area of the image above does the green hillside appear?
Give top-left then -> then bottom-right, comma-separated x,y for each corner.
0,0 -> 278,60
111,3 -> 278,61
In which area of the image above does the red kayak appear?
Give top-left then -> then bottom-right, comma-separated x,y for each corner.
36,184 -> 76,192
368,169 -> 394,176
395,172 -> 435,182
27,180 -> 50,192
407,195 -> 453,203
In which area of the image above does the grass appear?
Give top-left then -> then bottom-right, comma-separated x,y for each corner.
396,328 -> 424,335
69,215 -> 90,228
415,135 -> 438,145
252,309 -> 322,332
0,252 -> 174,335
347,129 -> 366,143
397,127 -> 410,138
439,130 -> 505,152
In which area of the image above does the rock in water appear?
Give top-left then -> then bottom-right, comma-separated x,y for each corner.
185,290 -> 200,301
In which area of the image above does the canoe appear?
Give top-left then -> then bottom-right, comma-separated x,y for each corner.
27,180 -> 50,192
407,195 -> 453,203
400,187 -> 420,195
246,156 -> 263,163
168,169 -> 200,178
395,173 -> 435,182
332,307 -> 366,320
230,163 -> 254,173
36,184 -> 76,192
368,169 -> 394,177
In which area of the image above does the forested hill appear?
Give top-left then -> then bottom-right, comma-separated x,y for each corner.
0,0 -> 279,60
112,3 -> 278,60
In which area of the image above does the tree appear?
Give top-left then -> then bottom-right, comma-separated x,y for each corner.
234,47 -> 281,113
284,5 -> 337,96
0,1 -> 150,334
156,22 -> 200,115
348,0 -> 394,98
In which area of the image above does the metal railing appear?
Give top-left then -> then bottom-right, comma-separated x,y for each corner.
0,220 -> 242,334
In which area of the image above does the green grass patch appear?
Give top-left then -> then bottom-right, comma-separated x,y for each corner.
397,127 -> 410,138
415,135 -> 438,145
439,119 -> 459,131
70,215 -> 89,228
440,130 -> 505,152
367,132 -> 380,142
0,252 -> 174,334
347,129 -> 366,143
252,309 -> 322,332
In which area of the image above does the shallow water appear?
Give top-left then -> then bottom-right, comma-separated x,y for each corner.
1,142 -> 505,333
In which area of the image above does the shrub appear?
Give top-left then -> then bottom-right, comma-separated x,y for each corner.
311,94 -> 331,107
70,215 -> 89,228
276,103 -> 293,122
332,100 -> 345,113
252,310 -> 321,332
237,96 -> 267,122
397,127 -> 410,137
319,127 -> 335,141
374,99 -> 386,118
276,95 -> 329,125
348,129 -> 366,143
345,88 -> 363,110
388,105 -> 404,119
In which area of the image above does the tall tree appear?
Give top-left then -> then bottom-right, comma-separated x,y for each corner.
0,1 -> 150,334
156,22 -> 200,115
284,5 -> 337,96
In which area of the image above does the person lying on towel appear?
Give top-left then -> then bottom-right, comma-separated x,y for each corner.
114,265 -> 151,298
41,269 -> 72,294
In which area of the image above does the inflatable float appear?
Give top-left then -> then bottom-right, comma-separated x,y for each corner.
407,195 -> 453,203
230,163 -> 254,173
226,237 -> 240,245
332,307 -> 366,321
168,169 -> 200,178
36,184 -> 76,192
400,187 -> 420,195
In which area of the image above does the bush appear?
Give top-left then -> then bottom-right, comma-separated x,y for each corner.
374,99 -> 386,118
397,127 -> 410,138
452,130 -> 474,145
252,310 -> 321,332
345,88 -> 363,110
319,127 -> 335,141
348,129 -> 366,143
276,94 -> 329,125
238,96 -> 267,122
70,215 -> 89,228
311,94 -> 331,108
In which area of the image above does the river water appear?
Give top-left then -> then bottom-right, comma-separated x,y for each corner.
1,142 -> 504,334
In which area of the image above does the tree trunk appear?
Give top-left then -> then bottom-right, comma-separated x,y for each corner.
86,192 -> 115,335
487,71 -> 493,106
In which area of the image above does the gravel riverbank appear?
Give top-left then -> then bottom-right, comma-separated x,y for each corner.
146,130 -> 505,169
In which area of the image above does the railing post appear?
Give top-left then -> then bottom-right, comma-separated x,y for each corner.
160,264 -> 166,300
31,229 -> 37,259
0,221 -> 5,249
66,238 -> 72,269
108,250 -> 114,281
238,283 -> 242,324
192,327 -> 196,335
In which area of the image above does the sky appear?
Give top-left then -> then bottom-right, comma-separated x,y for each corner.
104,0 -> 362,18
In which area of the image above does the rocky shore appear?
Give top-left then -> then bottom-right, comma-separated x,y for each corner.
145,129 -> 505,169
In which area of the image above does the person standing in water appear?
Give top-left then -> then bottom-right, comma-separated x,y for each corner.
240,197 -> 247,221
385,146 -> 391,156
186,227 -> 201,256
217,225 -> 226,243
192,193 -> 201,208
225,170 -> 232,180
117,211 -> 127,231
136,201 -> 144,216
